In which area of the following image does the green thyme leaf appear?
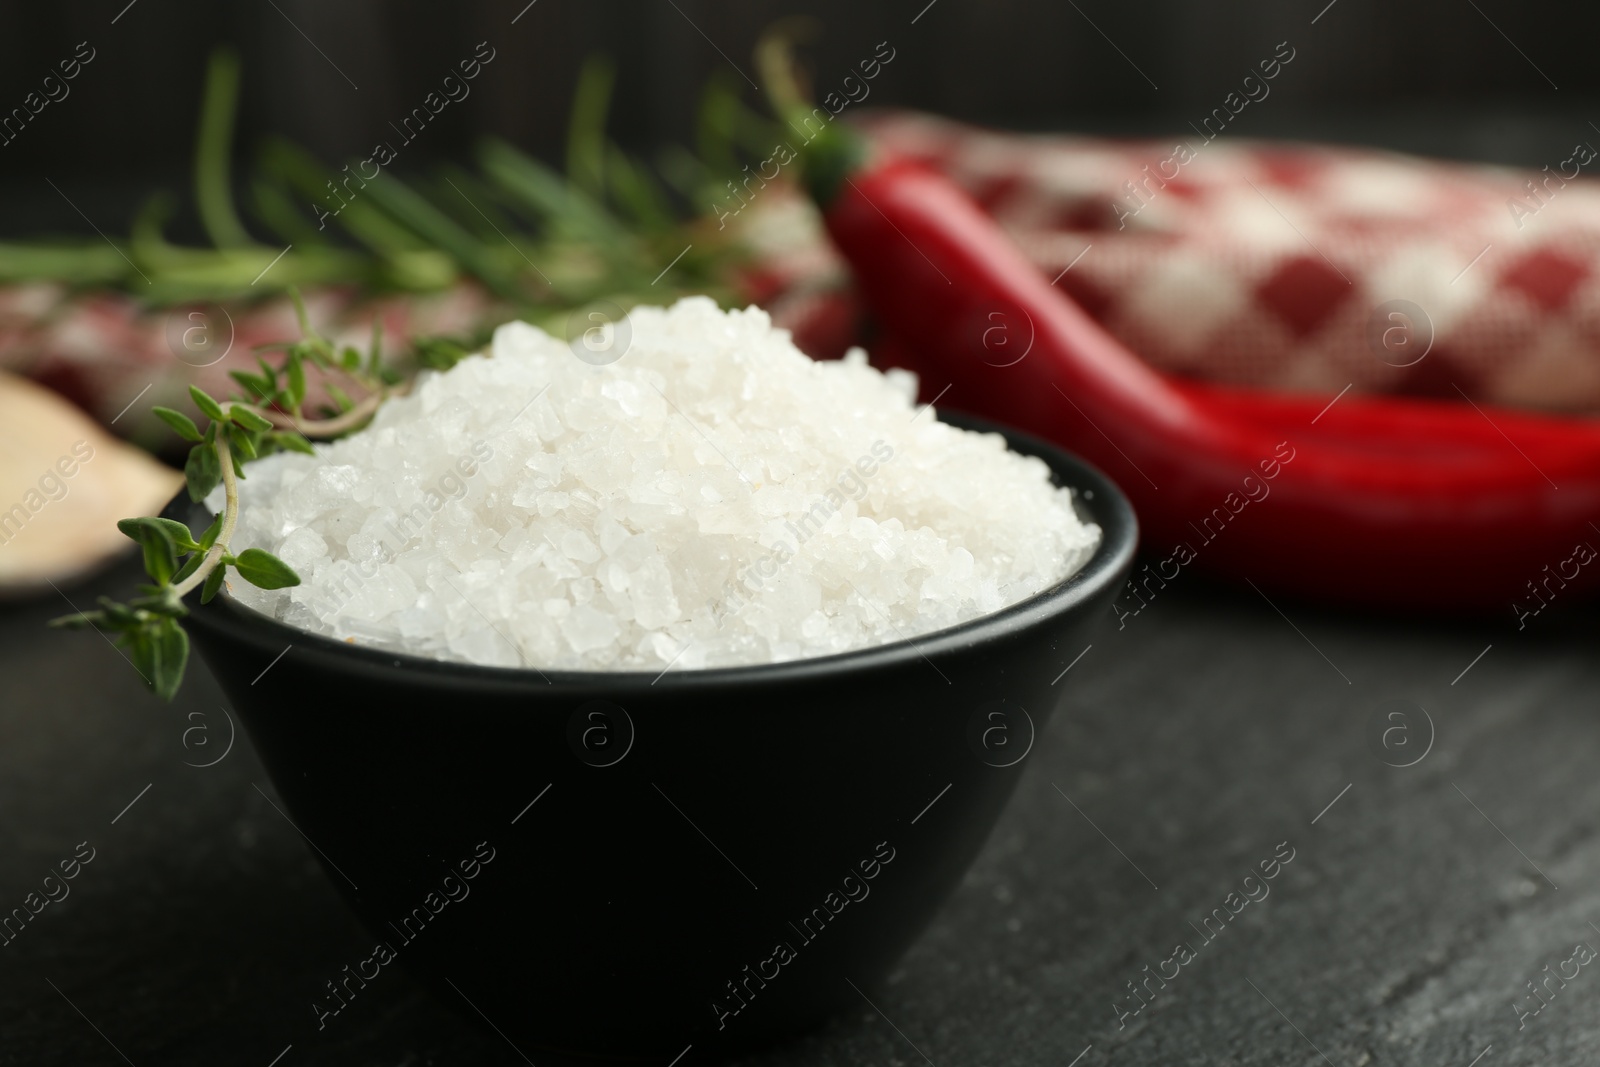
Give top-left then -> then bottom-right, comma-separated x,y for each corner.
121,616 -> 188,700
257,355 -> 282,394
128,591 -> 187,617
170,551 -> 205,585
414,336 -> 469,371
232,367 -> 275,399
97,596 -> 139,627
189,385 -> 226,422
153,406 -> 203,442
285,351 -> 307,408
229,425 -> 258,460
200,563 -> 227,604
275,432 -> 316,456
232,548 -> 301,590
143,516 -> 201,552
230,370 -> 274,400
150,618 -> 189,701
48,610 -> 105,630
185,443 -> 222,502
126,624 -> 158,687
196,512 -> 223,551
116,517 -> 179,585
229,405 -> 274,432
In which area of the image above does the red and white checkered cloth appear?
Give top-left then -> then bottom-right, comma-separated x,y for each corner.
836,111 -> 1600,413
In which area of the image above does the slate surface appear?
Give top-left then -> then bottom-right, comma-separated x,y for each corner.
4,554 -> 1596,1067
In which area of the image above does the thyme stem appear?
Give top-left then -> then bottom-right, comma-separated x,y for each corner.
170,430 -> 237,600
266,385 -> 403,438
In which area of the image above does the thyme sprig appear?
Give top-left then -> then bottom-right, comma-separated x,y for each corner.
47,292 -> 418,700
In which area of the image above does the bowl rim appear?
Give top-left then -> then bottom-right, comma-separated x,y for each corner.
171,408 -> 1137,692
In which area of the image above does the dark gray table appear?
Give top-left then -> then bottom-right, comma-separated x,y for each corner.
3,556 -> 1597,1066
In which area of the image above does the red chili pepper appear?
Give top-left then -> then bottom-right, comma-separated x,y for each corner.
816,153 -> 1600,612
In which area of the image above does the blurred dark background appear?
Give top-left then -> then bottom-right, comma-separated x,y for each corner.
3,0 -> 1600,235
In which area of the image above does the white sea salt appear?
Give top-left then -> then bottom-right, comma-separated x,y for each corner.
217,297 -> 1101,671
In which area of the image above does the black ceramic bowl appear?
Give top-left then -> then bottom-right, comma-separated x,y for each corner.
172,411 -> 1136,1063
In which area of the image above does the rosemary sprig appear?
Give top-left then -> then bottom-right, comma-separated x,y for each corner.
0,50 -> 766,310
